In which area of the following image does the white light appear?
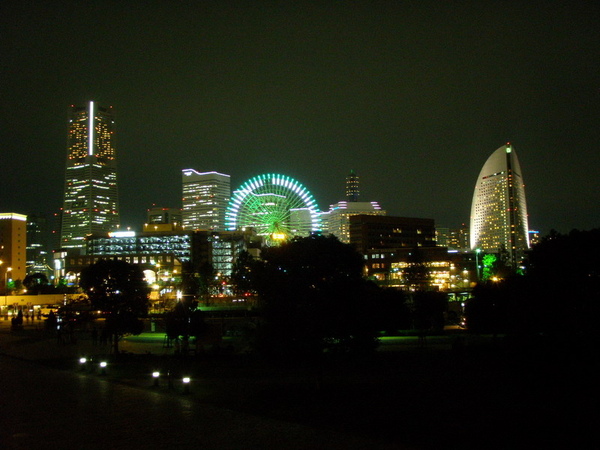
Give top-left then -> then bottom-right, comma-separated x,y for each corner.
88,101 -> 94,156
108,231 -> 136,238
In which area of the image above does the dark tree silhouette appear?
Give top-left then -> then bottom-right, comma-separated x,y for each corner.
251,234 -> 380,360
23,273 -> 50,294
231,250 -> 256,296
164,298 -> 207,355
376,288 -> 411,335
526,228 -> 600,338
412,290 -> 447,334
80,259 -> 150,354
466,228 -> 600,342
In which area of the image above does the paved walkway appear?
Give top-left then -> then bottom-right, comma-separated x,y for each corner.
0,318 -> 171,361
0,319 -> 407,449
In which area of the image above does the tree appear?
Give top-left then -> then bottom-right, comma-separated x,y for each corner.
250,234 -> 380,360
412,290 -> 447,334
376,288 -> 411,335
164,298 -> 207,355
466,228 -> 600,340
524,228 -> 600,338
23,273 -> 50,294
231,250 -> 256,296
80,259 -> 150,354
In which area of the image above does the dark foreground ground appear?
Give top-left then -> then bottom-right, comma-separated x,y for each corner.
1,321 -> 598,449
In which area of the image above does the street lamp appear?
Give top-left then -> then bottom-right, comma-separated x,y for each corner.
475,249 -> 481,281
4,266 -> 12,308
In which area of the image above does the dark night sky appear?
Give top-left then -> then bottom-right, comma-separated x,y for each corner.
1,1 -> 599,235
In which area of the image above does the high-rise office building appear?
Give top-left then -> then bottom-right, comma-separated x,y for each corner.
325,201 -> 386,244
346,170 -> 360,202
323,171 -> 385,243
26,213 -> 52,277
182,170 -> 230,231
470,143 -> 530,266
60,102 -> 120,250
350,215 -> 436,254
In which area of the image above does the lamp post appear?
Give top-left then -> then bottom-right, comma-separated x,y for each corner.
5,266 -> 12,308
475,249 -> 481,281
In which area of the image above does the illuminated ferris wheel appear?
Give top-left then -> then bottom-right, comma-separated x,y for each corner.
225,173 -> 321,244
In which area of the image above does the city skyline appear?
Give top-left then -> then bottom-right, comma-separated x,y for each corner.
2,2 -> 599,235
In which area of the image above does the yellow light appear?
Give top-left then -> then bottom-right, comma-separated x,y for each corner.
272,233 -> 286,240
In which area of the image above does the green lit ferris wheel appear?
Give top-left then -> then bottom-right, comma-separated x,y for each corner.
225,173 -> 321,244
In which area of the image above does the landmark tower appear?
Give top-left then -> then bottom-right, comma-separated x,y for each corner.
60,102 -> 120,250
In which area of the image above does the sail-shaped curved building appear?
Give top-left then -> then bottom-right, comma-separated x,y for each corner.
470,144 -> 530,266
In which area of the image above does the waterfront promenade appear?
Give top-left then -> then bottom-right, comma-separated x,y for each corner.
0,319 -> 402,450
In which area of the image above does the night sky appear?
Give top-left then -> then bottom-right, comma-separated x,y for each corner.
1,1 -> 599,235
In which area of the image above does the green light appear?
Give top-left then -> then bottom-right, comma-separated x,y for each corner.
226,173 -> 321,244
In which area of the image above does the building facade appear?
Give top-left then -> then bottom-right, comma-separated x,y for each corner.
349,215 -> 436,254
0,213 -> 27,288
346,170 -> 360,202
26,213 -> 53,277
470,144 -> 530,266
60,102 -> 120,251
182,170 -> 230,231
146,207 -> 182,227
324,202 -> 386,243
323,171 -> 386,243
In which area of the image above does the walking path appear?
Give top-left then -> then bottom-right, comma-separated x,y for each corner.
0,318 -> 407,450
0,318 -> 170,361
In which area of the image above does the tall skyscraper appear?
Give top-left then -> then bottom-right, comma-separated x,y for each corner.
346,170 -> 360,202
182,170 -> 231,231
26,213 -> 52,277
60,102 -> 120,250
323,171 -> 385,243
470,143 -> 530,266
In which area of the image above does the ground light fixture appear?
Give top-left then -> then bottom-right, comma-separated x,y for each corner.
99,361 -> 107,375
79,357 -> 87,371
182,377 -> 191,394
152,371 -> 160,387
